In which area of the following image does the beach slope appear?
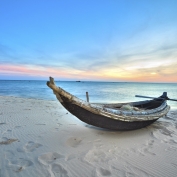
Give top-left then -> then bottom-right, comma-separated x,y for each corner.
0,96 -> 177,177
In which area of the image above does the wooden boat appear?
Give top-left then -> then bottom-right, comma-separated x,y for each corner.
47,77 -> 170,130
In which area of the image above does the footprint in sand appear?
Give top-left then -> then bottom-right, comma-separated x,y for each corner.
125,162 -> 155,177
161,128 -> 174,137
38,153 -> 68,177
142,147 -> 156,156
141,139 -> 156,156
165,146 -> 177,151
162,139 -> 177,145
7,158 -> 33,172
146,139 -> 154,146
66,137 -> 82,148
152,124 -> 174,137
17,141 -> 42,152
168,139 -> 177,144
14,126 -> 21,129
4,150 -> 15,159
65,154 -> 76,161
134,139 -> 156,156
25,141 -> 42,152
96,167 -> 111,176
0,137 -> 18,145
51,163 -> 69,177
111,166 -> 126,176
38,152 -> 65,165
84,149 -> 108,163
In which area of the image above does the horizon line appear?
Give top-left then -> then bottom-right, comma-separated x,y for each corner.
0,79 -> 176,84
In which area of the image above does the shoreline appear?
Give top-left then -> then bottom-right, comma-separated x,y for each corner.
0,96 -> 177,177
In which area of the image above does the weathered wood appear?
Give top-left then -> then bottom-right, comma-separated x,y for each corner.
49,76 -> 55,85
86,92 -> 89,102
136,92 -> 177,102
59,95 -> 159,131
135,95 -> 164,100
135,92 -> 167,100
47,77 -> 170,130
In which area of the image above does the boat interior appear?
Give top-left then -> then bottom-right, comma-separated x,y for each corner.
101,99 -> 165,111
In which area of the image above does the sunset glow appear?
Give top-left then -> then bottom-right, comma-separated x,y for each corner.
0,1 -> 177,82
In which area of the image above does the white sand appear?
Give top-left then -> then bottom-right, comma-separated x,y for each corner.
0,95 -> 177,177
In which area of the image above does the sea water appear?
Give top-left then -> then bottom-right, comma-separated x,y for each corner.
0,80 -> 176,109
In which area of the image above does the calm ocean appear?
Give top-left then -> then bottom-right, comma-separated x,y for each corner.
0,80 -> 176,109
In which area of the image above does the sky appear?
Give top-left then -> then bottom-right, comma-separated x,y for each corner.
0,0 -> 177,82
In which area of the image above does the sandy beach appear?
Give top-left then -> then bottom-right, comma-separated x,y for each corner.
0,95 -> 177,177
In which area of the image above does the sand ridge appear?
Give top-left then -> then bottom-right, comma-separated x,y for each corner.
0,95 -> 177,177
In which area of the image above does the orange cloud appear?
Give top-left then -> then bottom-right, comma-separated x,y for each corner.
0,64 -> 72,79
0,63 -> 177,82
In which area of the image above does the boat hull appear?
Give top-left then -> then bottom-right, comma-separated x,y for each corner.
60,95 -> 158,131
47,77 -> 169,131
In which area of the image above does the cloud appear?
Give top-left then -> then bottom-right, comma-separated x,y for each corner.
0,28 -> 177,82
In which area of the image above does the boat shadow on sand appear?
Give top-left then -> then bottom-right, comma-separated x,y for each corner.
78,113 -> 177,140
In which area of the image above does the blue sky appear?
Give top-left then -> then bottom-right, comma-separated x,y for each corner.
0,0 -> 177,82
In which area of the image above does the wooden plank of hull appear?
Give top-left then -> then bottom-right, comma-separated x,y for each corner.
59,94 -> 158,131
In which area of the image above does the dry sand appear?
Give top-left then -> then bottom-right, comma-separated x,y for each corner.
0,95 -> 177,177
